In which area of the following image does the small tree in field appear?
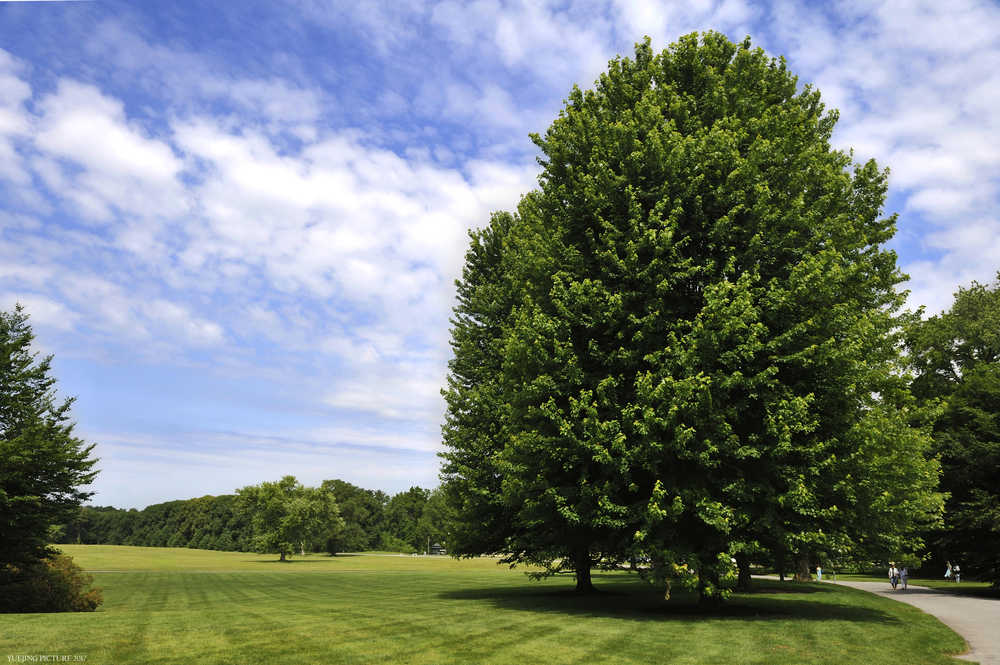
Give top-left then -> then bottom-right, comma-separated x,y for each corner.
236,476 -> 343,561
0,304 -> 101,612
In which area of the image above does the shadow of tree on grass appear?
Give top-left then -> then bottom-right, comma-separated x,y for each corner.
439,578 -> 895,624
749,583 -> 828,594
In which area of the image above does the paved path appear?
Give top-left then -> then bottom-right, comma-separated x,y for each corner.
829,579 -> 1000,665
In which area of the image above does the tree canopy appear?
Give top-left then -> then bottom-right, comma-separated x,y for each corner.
236,476 -> 344,561
441,32 -> 941,601
320,479 -> 390,554
907,273 -> 1000,586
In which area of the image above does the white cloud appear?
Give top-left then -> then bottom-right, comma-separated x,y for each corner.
0,261 -> 225,352
0,49 -> 32,186
323,363 -> 447,424
171,117 -> 535,316
0,50 -> 31,126
32,80 -> 187,223
296,0 -> 423,56
142,299 -> 226,347
0,292 -> 78,331
36,81 -> 181,183
204,78 -> 321,125
85,18 -> 323,132
429,0 -> 613,99
0,256 -> 54,292
872,0 -> 996,55
904,185 -> 992,218
441,82 -> 532,130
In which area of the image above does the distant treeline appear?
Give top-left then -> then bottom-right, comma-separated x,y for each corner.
54,480 -> 451,555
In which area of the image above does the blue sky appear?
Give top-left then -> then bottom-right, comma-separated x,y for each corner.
1,0 -> 998,509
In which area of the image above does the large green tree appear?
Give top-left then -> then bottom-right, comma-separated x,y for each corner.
236,476 -> 343,561
1,305 -> 100,610
907,274 -> 1000,586
441,33 -> 941,601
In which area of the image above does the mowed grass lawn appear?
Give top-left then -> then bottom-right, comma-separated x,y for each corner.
1,546 -> 968,665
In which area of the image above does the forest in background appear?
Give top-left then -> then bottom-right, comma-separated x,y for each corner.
54,480 -> 452,556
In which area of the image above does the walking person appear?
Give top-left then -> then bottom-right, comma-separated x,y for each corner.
900,566 -> 908,591
954,563 -> 961,583
945,560 -> 952,579
889,563 -> 899,590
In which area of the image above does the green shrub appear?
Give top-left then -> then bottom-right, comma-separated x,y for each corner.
377,532 -> 417,554
0,553 -> 103,613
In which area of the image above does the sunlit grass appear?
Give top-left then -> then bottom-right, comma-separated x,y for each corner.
0,546 -> 969,664
51,544 -> 512,573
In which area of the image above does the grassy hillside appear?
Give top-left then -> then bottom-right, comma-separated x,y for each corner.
0,545 -> 969,665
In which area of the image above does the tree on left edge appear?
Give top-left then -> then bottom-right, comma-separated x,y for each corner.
0,304 -> 101,612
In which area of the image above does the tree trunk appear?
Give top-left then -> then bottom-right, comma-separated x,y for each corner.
793,551 -> 811,581
279,551 -> 286,561
776,549 -> 785,582
574,546 -> 594,593
736,554 -> 752,590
